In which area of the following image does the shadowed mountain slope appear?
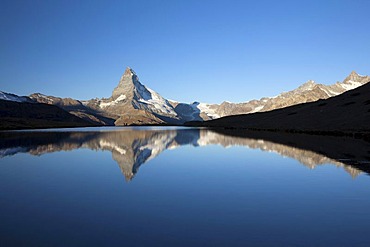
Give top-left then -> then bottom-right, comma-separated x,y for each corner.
0,100 -> 94,130
29,93 -> 115,125
188,79 -> 370,133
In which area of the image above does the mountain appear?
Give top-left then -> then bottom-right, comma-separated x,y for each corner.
82,67 -> 220,125
1,68 -> 369,127
204,71 -> 370,118
188,78 -> 370,133
0,99 -> 94,130
29,93 -> 115,125
83,68 -> 370,125
0,91 -> 34,103
85,67 -> 180,125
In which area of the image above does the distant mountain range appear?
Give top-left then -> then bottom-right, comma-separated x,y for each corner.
189,76 -> 370,133
0,68 -> 369,129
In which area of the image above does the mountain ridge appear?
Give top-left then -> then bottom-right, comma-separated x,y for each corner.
84,68 -> 370,125
187,79 -> 370,133
1,68 -> 369,127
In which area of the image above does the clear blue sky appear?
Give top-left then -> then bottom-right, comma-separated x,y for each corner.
1,0 -> 369,103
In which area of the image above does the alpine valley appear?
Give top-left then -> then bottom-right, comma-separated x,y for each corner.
1,67 -> 369,129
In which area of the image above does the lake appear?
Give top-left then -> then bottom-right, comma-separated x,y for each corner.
1,126 -> 370,247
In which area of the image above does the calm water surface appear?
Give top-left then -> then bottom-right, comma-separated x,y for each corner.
1,127 -> 370,247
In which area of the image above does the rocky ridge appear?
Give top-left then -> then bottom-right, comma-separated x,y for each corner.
1,68 -> 369,126
211,71 -> 370,117
29,93 -> 115,125
85,68 -> 179,125
192,78 -> 370,132
83,68 -> 370,125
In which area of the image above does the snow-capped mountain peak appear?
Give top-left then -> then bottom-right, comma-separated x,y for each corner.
5,68 -> 367,127
85,67 -> 181,125
339,71 -> 369,91
112,67 -> 177,116
346,71 -> 361,81
112,67 -> 146,100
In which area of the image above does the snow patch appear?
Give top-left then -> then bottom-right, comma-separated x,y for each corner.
340,80 -> 363,90
249,105 -> 264,113
100,94 -> 126,108
197,103 -> 220,119
116,94 -> 127,101
138,87 -> 177,116
322,88 -> 341,97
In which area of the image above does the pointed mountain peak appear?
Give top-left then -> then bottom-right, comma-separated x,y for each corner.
343,70 -> 367,83
123,67 -> 136,77
112,67 -> 153,101
112,67 -> 140,99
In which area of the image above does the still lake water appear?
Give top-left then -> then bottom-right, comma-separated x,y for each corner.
1,126 -> 370,246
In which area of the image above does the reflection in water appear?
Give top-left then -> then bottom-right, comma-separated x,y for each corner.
1,127 -> 370,180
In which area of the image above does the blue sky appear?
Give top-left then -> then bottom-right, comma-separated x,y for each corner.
1,0 -> 369,103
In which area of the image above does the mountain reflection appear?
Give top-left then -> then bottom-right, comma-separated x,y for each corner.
1,128 -> 370,180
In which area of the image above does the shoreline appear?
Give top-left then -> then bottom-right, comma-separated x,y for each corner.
2,123 -> 370,142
